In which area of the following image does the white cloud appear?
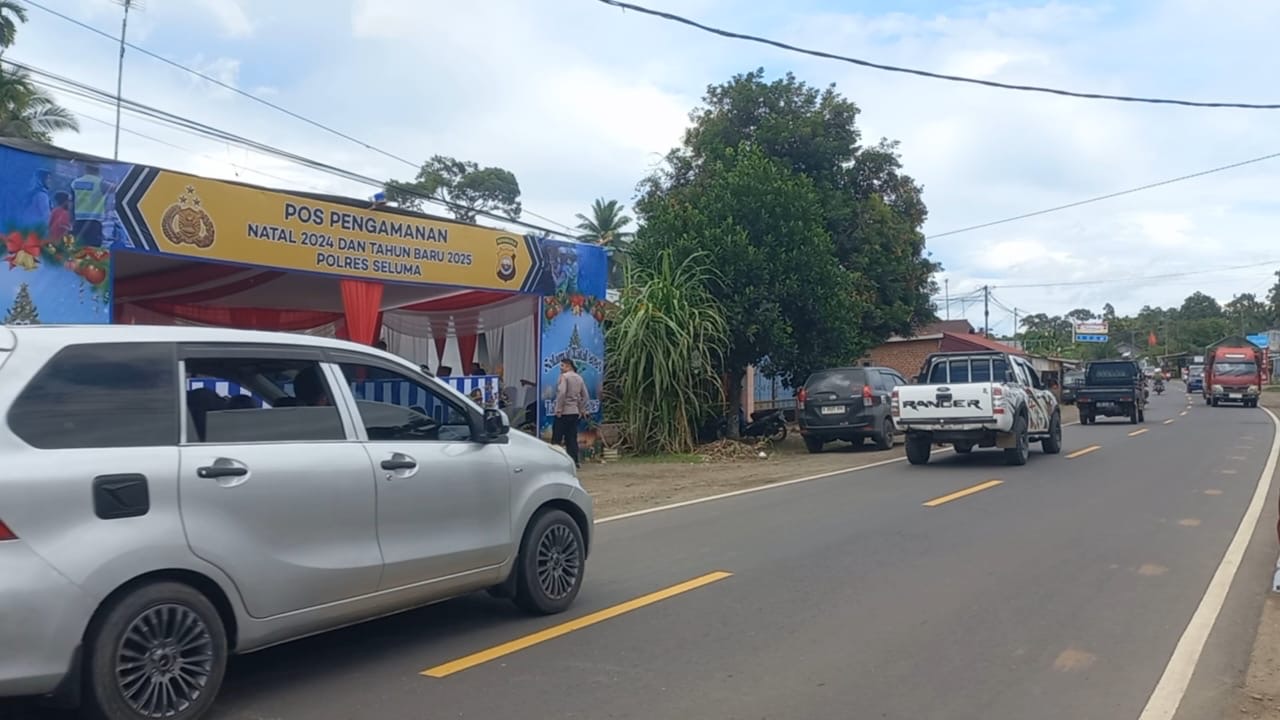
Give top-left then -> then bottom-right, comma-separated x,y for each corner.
191,0 -> 254,38
188,56 -> 241,91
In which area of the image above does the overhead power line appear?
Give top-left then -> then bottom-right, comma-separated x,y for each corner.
70,107 -> 335,193
595,0 -> 1280,109
991,259 -> 1280,290
9,59 -> 577,239
926,150 -> 1280,240
22,0 -> 421,170
20,0 -> 579,234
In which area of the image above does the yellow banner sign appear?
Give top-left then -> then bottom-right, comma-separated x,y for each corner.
117,168 -> 541,292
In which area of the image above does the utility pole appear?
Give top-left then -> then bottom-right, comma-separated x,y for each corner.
112,0 -> 140,160
944,278 -> 950,320
1013,308 -> 1019,340
983,285 -> 990,338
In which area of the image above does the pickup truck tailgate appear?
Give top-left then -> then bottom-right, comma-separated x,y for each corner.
897,383 -> 995,422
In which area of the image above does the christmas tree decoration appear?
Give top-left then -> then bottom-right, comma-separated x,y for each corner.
4,282 -> 41,325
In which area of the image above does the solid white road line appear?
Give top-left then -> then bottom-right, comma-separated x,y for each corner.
596,453 -> 933,524
597,421 -> 1080,524
1138,408 -> 1280,720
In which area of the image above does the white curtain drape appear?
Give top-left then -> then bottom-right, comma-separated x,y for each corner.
383,324 -> 437,367
382,297 -> 537,378
483,326 -> 504,373
502,314 -> 538,403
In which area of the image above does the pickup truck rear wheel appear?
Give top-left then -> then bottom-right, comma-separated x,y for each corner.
1129,404 -> 1139,424
1042,412 -> 1062,454
1004,414 -> 1029,466
905,433 -> 931,465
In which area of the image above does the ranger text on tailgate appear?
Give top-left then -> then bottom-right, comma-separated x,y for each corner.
892,351 -> 1062,466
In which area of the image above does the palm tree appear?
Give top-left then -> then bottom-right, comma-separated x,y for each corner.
0,66 -> 79,142
0,0 -> 28,52
575,198 -> 634,289
0,1 -> 77,143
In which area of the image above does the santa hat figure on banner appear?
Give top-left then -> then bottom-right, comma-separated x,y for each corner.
370,191 -> 387,209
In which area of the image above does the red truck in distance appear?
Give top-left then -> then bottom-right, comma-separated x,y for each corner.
1203,343 -> 1263,407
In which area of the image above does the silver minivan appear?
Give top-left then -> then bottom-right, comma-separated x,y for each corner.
0,324 -> 592,719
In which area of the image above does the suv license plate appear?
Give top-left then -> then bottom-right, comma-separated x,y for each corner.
1096,402 -> 1113,408
1230,393 -> 1242,399
820,405 -> 844,415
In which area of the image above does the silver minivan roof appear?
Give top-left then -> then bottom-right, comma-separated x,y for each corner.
3,324 -> 479,408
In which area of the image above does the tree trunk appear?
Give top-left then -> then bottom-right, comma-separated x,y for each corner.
725,368 -> 745,440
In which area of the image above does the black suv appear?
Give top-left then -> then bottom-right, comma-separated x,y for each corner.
798,365 -> 906,453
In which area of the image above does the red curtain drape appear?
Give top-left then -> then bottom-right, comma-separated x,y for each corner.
134,270 -> 287,306
457,334 -> 478,370
402,290 -> 514,312
127,302 -> 342,331
340,279 -> 384,345
114,263 -> 248,301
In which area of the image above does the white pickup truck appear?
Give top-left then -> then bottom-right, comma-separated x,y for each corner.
892,351 -> 1061,466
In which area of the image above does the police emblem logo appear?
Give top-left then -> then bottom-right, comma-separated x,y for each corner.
495,236 -> 518,282
161,185 -> 216,249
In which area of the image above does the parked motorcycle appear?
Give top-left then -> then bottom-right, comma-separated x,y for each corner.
738,408 -> 788,442
706,408 -> 790,442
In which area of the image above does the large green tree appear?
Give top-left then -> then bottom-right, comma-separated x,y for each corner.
1267,269 -> 1280,321
633,144 -> 865,435
635,70 -> 936,435
648,69 -> 937,342
386,155 -> 521,223
1178,291 -> 1223,321
1225,292 -> 1270,335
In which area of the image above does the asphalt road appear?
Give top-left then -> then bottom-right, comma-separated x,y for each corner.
9,387 -> 1280,720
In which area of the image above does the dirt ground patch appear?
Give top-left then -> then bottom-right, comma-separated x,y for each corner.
1227,595 -> 1280,719
581,402 -> 1082,518
1221,391 -> 1280,718
580,437 -> 902,518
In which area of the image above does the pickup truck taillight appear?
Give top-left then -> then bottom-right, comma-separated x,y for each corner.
992,386 -> 1005,414
0,519 -> 16,542
891,388 -> 900,417
796,387 -> 807,409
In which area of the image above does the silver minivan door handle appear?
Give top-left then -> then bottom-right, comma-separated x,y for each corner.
380,452 -> 419,480
196,458 -> 250,487
197,465 -> 247,479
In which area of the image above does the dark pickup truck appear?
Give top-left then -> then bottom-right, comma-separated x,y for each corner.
1077,359 -> 1147,425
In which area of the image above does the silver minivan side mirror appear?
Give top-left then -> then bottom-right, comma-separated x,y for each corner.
483,408 -> 510,439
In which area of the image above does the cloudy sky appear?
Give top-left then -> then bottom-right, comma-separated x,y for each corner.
10,0 -> 1280,335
